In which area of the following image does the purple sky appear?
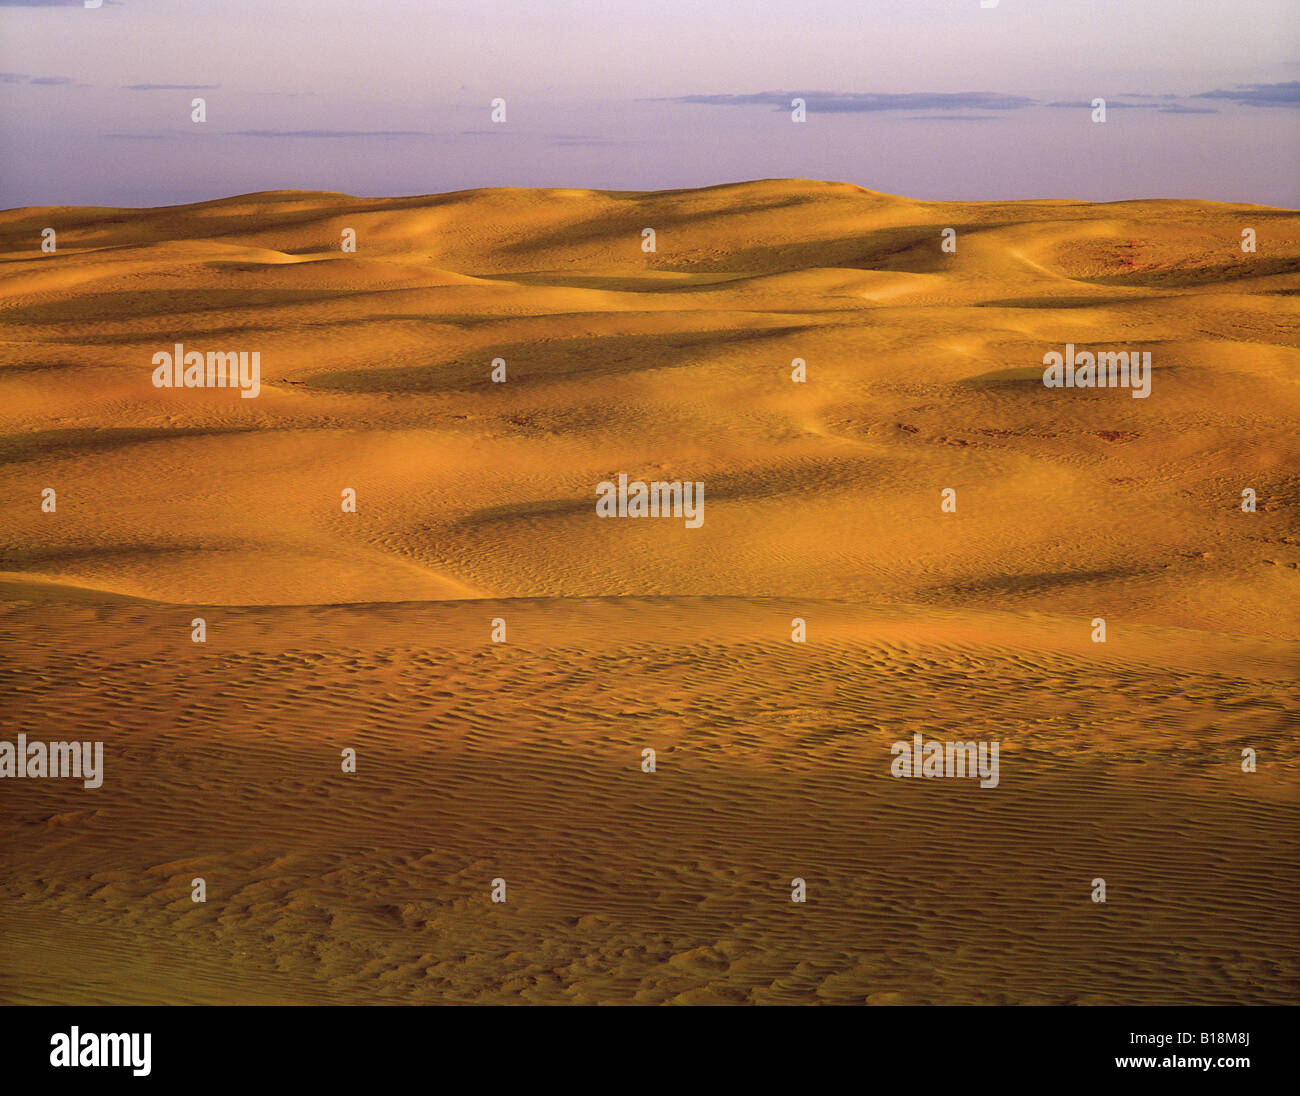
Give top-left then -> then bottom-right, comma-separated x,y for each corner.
1,0 -> 1297,208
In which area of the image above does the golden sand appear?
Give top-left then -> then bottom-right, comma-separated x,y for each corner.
0,180 -> 1296,1003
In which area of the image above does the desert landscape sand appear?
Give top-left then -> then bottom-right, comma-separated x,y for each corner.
0,179 -> 1296,1003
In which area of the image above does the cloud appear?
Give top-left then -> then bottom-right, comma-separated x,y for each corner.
123,83 -> 219,91
1194,80 -> 1300,107
548,134 -> 628,146
1045,99 -> 1149,109
659,88 -> 1226,120
111,128 -> 422,141
659,90 -> 1035,112
229,129 -> 433,138
1,71 -> 83,86
1048,96 -> 1220,113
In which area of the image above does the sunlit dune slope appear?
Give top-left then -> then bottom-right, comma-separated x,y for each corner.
0,180 -> 1296,634
1,182 -> 1298,1007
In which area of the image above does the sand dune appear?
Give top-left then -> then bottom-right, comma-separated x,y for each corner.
0,180 -> 1296,1003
